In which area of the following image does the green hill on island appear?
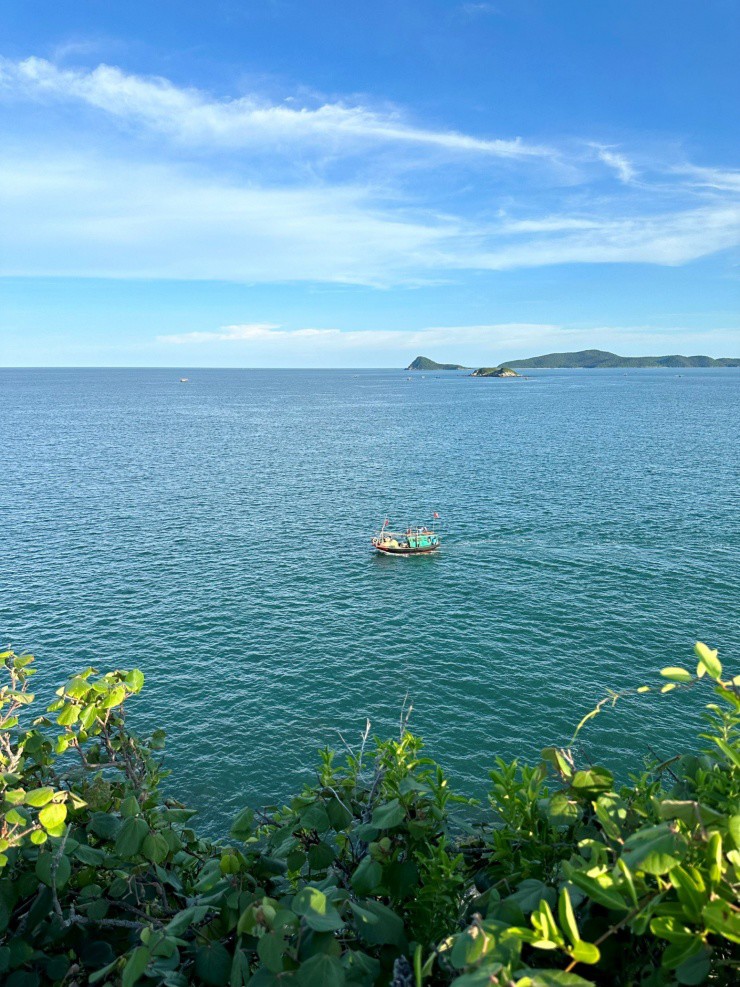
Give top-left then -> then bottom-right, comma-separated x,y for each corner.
508,349 -> 740,369
407,355 -> 468,370
471,366 -> 520,377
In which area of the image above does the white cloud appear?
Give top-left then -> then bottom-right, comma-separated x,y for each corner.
157,321 -> 565,352
1,148 -> 738,286
0,56 -> 549,160
460,3 -> 499,16
591,144 -> 637,183
673,164 -> 740,192
159,324 -> 335,345
466,204 -> 740,269
0,151 -> 458,285
154,321 -> 740,364
0,55 -> 738,289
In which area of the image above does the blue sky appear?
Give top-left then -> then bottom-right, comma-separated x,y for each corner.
1,0 -> 738,367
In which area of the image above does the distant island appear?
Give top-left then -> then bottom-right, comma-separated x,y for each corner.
507,349 -> 740,369
407,356 -> 469,370
471,366 -> 520,378
407,349 -> 740,371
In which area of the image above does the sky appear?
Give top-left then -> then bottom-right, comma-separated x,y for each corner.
1,0 -> 738,367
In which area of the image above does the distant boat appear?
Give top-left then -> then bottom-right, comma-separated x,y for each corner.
372,517 -> 441,556
179,377 -> 189,383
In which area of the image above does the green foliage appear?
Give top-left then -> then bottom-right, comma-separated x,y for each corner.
407,356 -> 468,371
505,349 -> 740,369
1,642 -> 739,985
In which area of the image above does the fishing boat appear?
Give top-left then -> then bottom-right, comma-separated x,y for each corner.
372,517 -> 441,556
179,377 -> 190,383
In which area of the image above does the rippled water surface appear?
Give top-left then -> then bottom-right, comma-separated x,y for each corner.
2,367 -> 738,830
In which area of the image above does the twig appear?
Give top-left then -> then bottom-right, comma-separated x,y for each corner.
358,718 -> 371,775
50,826 -> 71,922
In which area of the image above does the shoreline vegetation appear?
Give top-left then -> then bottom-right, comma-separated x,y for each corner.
1,644 -> 739,986
407,350 -> 740,371
470,367 -> 521,378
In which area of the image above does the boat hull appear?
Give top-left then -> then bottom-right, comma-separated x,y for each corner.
373,544 -> 439,556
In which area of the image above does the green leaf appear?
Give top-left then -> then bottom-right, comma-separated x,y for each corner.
230,807 -> 255,840
658,800 -> 723,827
56,704 -> 80,726
675,947 -> 712,986
124,670 -> 145,692
348,901 -> 379,927
35,852 -> 70,889
166,904 -> 212,937
694,642 -> 722,680
342,950 -> 379,986
142,832 -> 169,864
307,841 -> 334,871
326,797 -> 353,831
660,667 -> 693,683
702,900 -> 740,943
257,932 -> 286,974
115,817 -> 149,858
450,971 -> 505,987
195,943 -> 232,987
300,803 -> 330,833
88,812 -> 121,840
569,940 -> 600,964
710,736 -> 740,770
101,686 -> 127,709
558,888 -> 580,947
350,899 -> 404,946
120,795 -> 140,818
297,953 -> 345,987
544,793 -> 580,828
24,787 -> 55,808
370,798 -> 406,829
669,866 -> 707,922
570,767 -> 613,796
450,926 -> 497,969
526,973 -> 596,987
74,844 -> 106,866
350,855 -> 382,896
38,802 -> 67,832
661,936 -> 703,971
729,814 -> 740,850
541,747 -> 573,778
64,677 -> 90,699
566,870 -> 628,912
622,822 -> 678,873
292,887 -> 344,932
506,879 -> 556,914
122,946 -> 150,987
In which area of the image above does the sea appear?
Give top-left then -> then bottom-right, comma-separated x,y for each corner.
1,367 -> 738,832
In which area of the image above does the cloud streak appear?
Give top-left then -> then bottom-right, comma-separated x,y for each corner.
0,56 -> 549,159
155,321 -> 740,363
1,148 -> 739,286
0,55 -> 738,289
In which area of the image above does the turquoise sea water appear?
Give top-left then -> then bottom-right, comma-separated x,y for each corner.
1,367 -> 738,831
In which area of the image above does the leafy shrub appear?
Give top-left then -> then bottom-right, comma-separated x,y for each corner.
0,642 -> 738,986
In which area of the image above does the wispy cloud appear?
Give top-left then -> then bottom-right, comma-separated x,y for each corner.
158,322 -> 562,350
591,144 -> 637,184
460,3 -> 500,16
0,55 -> 738,289
1,148 -> 738,285
673,164 -> 740,192
0,56 -> 549,159
155,321 -> 740,362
